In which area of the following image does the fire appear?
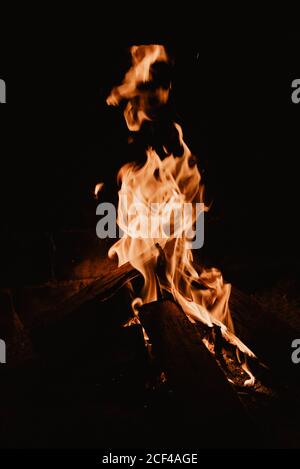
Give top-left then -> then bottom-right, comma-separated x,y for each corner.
94,182 -> 104,199
106,45 -> 255,384
107,45 -> 169,131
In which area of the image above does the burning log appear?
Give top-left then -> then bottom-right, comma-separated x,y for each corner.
139,299 -> 260,448
26,259 -> 299,383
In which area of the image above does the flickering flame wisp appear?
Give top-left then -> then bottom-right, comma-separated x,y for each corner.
94,182 -> 104,199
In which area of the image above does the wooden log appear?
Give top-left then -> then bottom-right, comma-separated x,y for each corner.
139,299 -> 261,448
229,287 -> 300,382
27,258 -> 138,329
27,257 -> 299,382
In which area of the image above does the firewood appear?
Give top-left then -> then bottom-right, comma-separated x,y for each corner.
27,258 -> 138,329
28,258 -> 299,383
139,299 -> 261,448
229,287 -> 299,382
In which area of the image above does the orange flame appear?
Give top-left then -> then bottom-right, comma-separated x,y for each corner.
107,45 -> 170,131
107,45 -> 255,383
94,182 -> 104,199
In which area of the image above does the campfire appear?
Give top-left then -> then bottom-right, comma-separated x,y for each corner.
99,44 -> 255,386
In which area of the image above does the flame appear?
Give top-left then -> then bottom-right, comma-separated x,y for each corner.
94,182 -> 104,199
241,361 -> 256,387
106,45 -> 255,384
107,44 -> 170,131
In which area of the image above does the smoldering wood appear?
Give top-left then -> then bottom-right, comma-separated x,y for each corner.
27,259 -> 139,329
28,258 -> 299,382
139,299 -> 260,448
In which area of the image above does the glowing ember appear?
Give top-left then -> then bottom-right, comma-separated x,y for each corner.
106,45 -> 255,384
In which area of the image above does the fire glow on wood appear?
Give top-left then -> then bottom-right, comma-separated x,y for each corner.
98,44 -> 256,385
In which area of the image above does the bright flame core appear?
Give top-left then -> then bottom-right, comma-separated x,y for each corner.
106,45 -> 255,376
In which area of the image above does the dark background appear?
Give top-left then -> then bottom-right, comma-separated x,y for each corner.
1,24 -> 300,451
1,30 -> 299,290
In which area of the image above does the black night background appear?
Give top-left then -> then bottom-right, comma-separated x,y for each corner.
0,26 -> 300,453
